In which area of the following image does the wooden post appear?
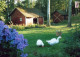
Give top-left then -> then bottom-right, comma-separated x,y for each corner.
37,18 -> 39,25
43,17 -> 44,25
47,0 -> 50,26
67,0 -> 72,27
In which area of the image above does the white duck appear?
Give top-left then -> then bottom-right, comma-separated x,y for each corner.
46,36 -> 61,45
36,39 -> 44,47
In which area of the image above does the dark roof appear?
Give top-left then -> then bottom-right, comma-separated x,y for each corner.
52,10 -> 68,15
9,7 -> 44,17
57,10 -> 67,15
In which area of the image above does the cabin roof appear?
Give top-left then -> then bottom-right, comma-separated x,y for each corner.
57,10 -> 67,15
9,7 -> 44,17
52,10 -> 68,15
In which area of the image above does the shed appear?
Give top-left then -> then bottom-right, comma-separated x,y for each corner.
51,10 -> 68,23
9,8 -> 44,26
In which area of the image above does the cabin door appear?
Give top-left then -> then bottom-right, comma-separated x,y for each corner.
33,18 -> 37,24
26,18 -> 33,26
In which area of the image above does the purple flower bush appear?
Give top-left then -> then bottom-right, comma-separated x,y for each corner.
0,21 -> 28,57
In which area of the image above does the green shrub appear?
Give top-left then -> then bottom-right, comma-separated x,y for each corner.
25,24 -> 46,29
10,25 -> 25,30
0,16 -> 5,22
25,25 -> 35,29
63,24 -> 80,57
77,13 -> 80,16
5,19 -> 10,24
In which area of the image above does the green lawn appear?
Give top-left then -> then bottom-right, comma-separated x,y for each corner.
18,17 -> 80,57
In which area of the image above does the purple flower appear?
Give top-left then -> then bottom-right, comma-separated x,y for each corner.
17,42 -> 25,51
20,53 -> 28,57
24,39 -> 28,47
0,21 -> 4,32
13,29 -> 16,32
4,25 -> 9,29
0,21 -> 4,25
0,21 -> 28,56
19,34 -> 24,39
4,28 -> 10,36
10,38 -> 20,45
0,36 -> 2,41
0,40 -> 1,43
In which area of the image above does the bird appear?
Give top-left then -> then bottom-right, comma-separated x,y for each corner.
46,36 -> 62,45
36,39 -> 44,47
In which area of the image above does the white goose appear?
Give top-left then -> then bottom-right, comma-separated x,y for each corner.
36,39 -> 44,47
46,36 -> 61,45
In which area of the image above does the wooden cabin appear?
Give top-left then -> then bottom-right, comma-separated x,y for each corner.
51,10 -> 68,23
9,8 -> 44,26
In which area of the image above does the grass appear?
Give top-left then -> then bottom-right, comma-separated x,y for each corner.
18,27 -> 72,57
18,15 -> 80,57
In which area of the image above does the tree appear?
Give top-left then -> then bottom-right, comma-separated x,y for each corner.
50,0 -> 68,12
22,0 -> 30,8
35,0 -> 47,19
6,0 -> 10,19
30,0 -> 36,8
17,0 -> 20,5
67,0 -> 72,27
0,1 -> 7,22
31,0 -> 33,8
10,0 -> 15,11
16,0 -> 22,7
47,0 -> 50,26
0,1 -> 7,16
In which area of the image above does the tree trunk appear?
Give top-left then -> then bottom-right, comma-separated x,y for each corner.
10,0 -> 14,9
31,0 -> 33,8
67,0 -> 72,27
7,0 -> 10,19
47,0 -> 50,26
28,0 -> 30,8
65,0 -> 67,13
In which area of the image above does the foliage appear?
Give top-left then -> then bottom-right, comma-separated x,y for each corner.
35,0 -> 47,19
9,0 -> 15,11
0,1 -> 7,20
21,0 -> 36,8
22,0 -> 29,8
10,24 -> 25,30
0,16 -> 5,22
16,0 -> 24,8
25,24 -> 46,29
76,13 -> 80,16
0,21 -> 28,57
63,24 -> 80,57
71,14 -> 80,23
5,19 -> 10,24
35,0 -> 69,19
0,1 -> 7,13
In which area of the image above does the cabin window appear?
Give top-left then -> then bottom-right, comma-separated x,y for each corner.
20,18 -> 22,21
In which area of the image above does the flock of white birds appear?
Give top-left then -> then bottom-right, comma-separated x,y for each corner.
36,36 -> 62,47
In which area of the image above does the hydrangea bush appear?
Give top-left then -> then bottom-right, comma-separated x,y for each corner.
0,21 -> 28,57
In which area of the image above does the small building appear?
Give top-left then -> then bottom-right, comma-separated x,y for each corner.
51,10 -> 68,23
9,8 -> 44,26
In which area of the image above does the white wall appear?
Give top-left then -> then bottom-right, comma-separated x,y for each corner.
26,18 -> 33,26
